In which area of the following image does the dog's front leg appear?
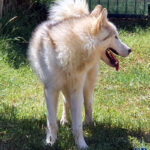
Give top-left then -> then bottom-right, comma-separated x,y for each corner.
69,89 -> 88,149
44,85 -> 59,145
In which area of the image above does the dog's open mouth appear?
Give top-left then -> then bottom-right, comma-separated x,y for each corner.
106,48 -> 119,71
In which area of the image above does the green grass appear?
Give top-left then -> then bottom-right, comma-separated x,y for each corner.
0,4 -> 150,150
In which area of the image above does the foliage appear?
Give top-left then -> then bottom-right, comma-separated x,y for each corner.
0,2 -> 47,68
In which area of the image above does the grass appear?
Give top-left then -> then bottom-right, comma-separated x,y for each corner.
0,3 -> 150,150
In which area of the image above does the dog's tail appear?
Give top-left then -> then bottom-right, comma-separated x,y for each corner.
48,0 -> 89,24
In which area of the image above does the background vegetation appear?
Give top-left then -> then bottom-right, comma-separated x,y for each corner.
0,1 -> 150,150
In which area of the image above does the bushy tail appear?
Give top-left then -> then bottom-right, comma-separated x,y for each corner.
48,0 -> 89,24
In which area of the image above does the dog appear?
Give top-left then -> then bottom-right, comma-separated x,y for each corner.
28,0 -> 131,149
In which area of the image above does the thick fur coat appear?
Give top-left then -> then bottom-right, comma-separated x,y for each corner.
28,0 -> 131,149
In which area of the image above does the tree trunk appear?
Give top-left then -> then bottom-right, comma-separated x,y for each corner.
0,0 -> 32,18
0,0 -> 4,18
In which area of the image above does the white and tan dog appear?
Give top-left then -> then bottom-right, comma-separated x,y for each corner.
28,0 -> 131,149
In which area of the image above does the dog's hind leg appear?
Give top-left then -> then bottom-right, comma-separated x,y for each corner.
44,85 -> 59,145
84,65 -> 98,125
60,92 -> 70,125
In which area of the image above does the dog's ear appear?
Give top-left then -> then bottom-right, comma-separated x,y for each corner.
101,8 -> 108,24
91,8 -> 108,35
90,5 -> 102,17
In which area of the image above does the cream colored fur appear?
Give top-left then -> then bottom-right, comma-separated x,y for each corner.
48,0 -> 89,24
28,0 -> 130,149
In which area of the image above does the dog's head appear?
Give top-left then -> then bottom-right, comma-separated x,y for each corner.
90,5 -> 131,70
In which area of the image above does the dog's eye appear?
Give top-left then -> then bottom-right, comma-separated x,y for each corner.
115,36 -> 118,39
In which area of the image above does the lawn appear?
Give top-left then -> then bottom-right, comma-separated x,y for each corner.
0,3 -> 150,150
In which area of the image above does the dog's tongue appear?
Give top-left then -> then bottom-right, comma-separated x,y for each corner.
115,58 -> 119,71
108,50 -> 119,71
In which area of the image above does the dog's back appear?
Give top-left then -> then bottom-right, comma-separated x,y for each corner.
28,0 -> 94,82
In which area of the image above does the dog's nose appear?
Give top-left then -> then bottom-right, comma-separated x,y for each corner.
128,49 -> 132,54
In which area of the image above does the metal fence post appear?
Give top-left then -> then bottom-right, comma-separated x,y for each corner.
116,0 -> 119,14
125,0 -> 128,14
89,0 -> 91,10
134,0 -> 137,14
148,4 -> 150,16
98,0 -> 100,4
143,0 -> 146,15
107,0 -> 110,12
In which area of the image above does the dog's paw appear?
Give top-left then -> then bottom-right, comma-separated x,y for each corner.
78,140 -> 88,150
83,119 -> 93,126
45,133 -> 57,146
75,133 -> 88,150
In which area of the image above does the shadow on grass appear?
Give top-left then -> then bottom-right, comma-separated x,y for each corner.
0,104 -> 76,150
0,104 -> 148,150
84,123 -> 134,150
